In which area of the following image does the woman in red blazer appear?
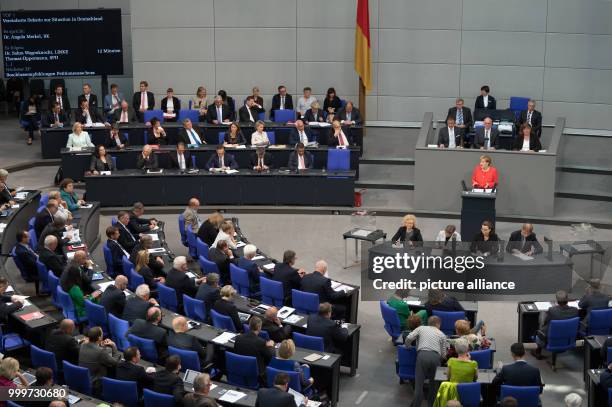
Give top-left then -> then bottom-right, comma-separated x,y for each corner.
472,155 -> 498,189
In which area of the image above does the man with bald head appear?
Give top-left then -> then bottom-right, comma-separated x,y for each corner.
113,100 -> 137,124
288,119 -> 314,145
128,307 -> 168,362
39,234 -> 66,278
45,318 -> 79,365
168,316 -> 214,368
182,198 -> 201,233
100,275 -> 129,317
261,306 -> 291,343
506,223 -> 543,255
300,260 -> 347,320
137,144 -> 159,170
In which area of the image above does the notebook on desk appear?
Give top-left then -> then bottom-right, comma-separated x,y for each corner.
303,353 -> 323,362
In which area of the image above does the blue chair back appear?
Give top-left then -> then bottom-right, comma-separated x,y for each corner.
587,308 -> 612,335
199,255 -> 219,276
28,228 -> 37,251
8,400 -> 23,407
31,345 -> 57,376
609,388 -> 612,407
230,263 -> 251,296
128,334 -> 158,362
40,194 -> 49,207
108,313 -> 130,351
123,132 -> 130,144
432,310 -> 466,335
225,351 -> 259,389
157,283 -> 178,312
380,300 -> 402,341
500,385 -> 540,407
509,97 -> 530,121
47,271 -> 61,308
36,260 -> 50,294
178,214 -> 188,247
210,309 -> 237,332
111,217 -> 118,226
144,389 -> 175,407
183,294 -> 206,322
144,109 -> 164,123
257,112 -> 266,120
129,268 -> 145,292
57,285 -> 86,323
168,346 -> 201,372
102,377 -> 139,407
457,382 -> 481,407
267,131 -> 276,145
103,242 -> 116,276
218,132 -> 226,144
273,109 -> 296,123
28,217 -> 36,229
266,366 -> 301,392
397,345 -> 417,380
84,299 -> 108,333
122,255 -> 134,276
469,349 -> 493,369
186,227 -> 198,259
291,289 -> 319,315
546,317 -> 579,352
293,332 -> 324,352
327,148 -> 350,171
260,277 -> 284,307
111,156 -> 117,169
178,109 -> 199,124
63,360 -> 92,395
196,238 -> 209,259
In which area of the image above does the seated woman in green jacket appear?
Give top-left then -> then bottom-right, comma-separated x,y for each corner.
60,265 -> 100,318
447,338 -> 478,383
59,178 -> 85,212
387,289 -> 428,330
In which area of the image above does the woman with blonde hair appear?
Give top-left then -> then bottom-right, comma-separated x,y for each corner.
191,86 -> 209,121
197,211 -> 225,246
66,122 -> 94,148
269,339 -> 314,391
391,214 -> 423,244
0,357 -> 29,389
135,249 -> 164,290
212,285 -> 243,332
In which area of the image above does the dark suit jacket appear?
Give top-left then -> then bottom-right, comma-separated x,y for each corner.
473,127 -> 500,149
76,107 -> 105,124
45,328 -> 79,365
213,299 -> 243,333
166,268 -> 198,301
169,151 -> 193,170
425,296 -> 465,315
205,104 -> 232,123
513,135 -> 542,152
116,361 -> 154,394
208,247 -> 232,285
391,226 -> 423,243
261,319 -> 291,343
176,127 -> 205,145
288,128 -> 314,145
238,105 -> 259,123
249,152 -> 274,169
224,131 -> 246,145
100,284 -> 126,317
337,108 -> 362,125
195,284 -> 221,318
107,239 -> 129,273
287,151 -> 314,170
205,153 -> 238,170
44,111 -> 70,127
578,291 -> 611,314
89,156 -> 116,172
39,224 -> 69,255
447,106 -> 473,132
303,108 -> 326,123
49,95 -> 70,112
0,295 -> 21,322
15,243 -> 37,280
300,272 -> 345,303
112,108 -> 138,124
540,304 -> 578,334
234,331 -> 274,375
78,94 -> 99,110
34,209 -> 53,238
105,132 -> 128,148
197,220 -> 218,247
167,331 -> 209,363
470,232 -> 500,254
153,370 -> 185,404
273,263 -> 302,300
136,153 -> 159,170
133,91 -> 155,112
437,126 -> 463,148
518,110 -> 542,138
271,94 -> 294,118
506,231 -> 543,254
492,360 -> 543,391
475,95 -> 497,110
255,387 -> 298,407
128,319 -> 168,359
305,314 -> 348,354
123,296 -> 154,323
237,257 -> 261,290
161,97 -> 181,118
39,247 -> 66,278
117,223 -> 137,252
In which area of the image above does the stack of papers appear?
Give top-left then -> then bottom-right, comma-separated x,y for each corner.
15,192 -> 28,200
219,390 -> 246,403
534,301 -> 552,311
212,332 -> 237,345
351,229 -> 372,237
236,241 -> 246,248
331,281 -> 353,292
80,203 -> 94,209
186,272 -> 197,279
97,281 -> 115,292
145,234 -> 160,241
283,314 -> 303,324
253,255 -> 265,260
263,263 -> 275,271
512,252 -> 534,261
277,306 -> 295,319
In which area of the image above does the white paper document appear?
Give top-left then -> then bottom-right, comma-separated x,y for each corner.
219,390 -> 246,403
263,263 -> 275,270
512,252 -> 534,261
534,301 -> 552,311
186,272 -> 196,279
97,281 -> 115,292
283,314 -> 303,324
351,229 -> 372,237
235,241 -> 246,248
212,332 -> 237,345
146,233 -> 160,241
148,248 -> 166,254
252,255 -> 265,260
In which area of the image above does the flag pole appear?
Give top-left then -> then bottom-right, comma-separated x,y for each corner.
359,77 -> 366,137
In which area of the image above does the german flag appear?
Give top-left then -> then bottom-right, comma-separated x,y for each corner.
354,0 -> 371,92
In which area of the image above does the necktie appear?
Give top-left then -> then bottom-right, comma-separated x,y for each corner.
217,107 -> 222,121
58,97 -> 62,109
457,109 -> 463,125
449,128 -> 455,148
179,154 -> 185,170
55,113 -> 59,122
300,131 -> 307,143
220,156 -> 224,168
189,129 -> 201,145
347,112 -> 351,121
281,96 -> 285,109
121,111 -> 127,122
485,130 -> 490,148
527,111 -> 532,125
141,92 -> 146,110
298,154 -> 305,169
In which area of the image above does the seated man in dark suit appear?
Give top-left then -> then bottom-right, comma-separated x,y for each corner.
168,316 -> 214,368
579,279 -> 611,328
303,101 -> 325,123
234,316 -> 275,384
38,217 -> 70,255
106,124 -> 128,149
301,260 -> 347,320
123,284 -> 158,323
208,241 -> 235,286
492,342 -> 543,393
165,256 -> 205,305
113,100 -> 138,124
34,200 -> 58,239
517,99 -> 542,138
128,202 -> 157,236
116,211 -> 138,252
236,244 -> 261,294
169,142 -> 193,171
262,307 -> 291,343
256,372 -> 306,407
76,100 -> 107,126
239,96 -> 259,123
136,145 -> 159,170
128,307 -> 168,362
205,96 -> 232,124
270,85 -> 294,121
506,223 -> 543,255
14,230 -> 38,285
337,101 -> 361,125
475,85 -> 497,111
45,318 -> 79,366
288,120 -> 314,146
272,250 -> 305,303
306,302 -> 348,354
176,118 -> 205,146
39,235 -> 66,278
205,145 -> 238,171
99,275 -> 128,317
106,225 -> 131,272
45,102 -> 70,128
116,346 -> 155,395
447,98 -> 473,138
153,355 -> 186,404
532,290 -> 578,359
0,278 -> 22,322
250,147 -> 274,171
473,117 -> 500,149
437,116 -> 462,148
78,83 -> 99,110
196,273 -> 221,319
287,143 -> 314,171
425,289 -> 465,315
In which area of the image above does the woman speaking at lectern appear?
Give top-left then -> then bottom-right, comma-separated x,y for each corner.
471,155 -> 498,189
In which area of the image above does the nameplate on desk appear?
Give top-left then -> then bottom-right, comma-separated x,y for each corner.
146,169 -> 163,174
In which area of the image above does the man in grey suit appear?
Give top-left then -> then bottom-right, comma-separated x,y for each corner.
181,198 -> 201,233
78,326 -> 121,396
532,290 -> 578,359
473,117 -> 500,149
